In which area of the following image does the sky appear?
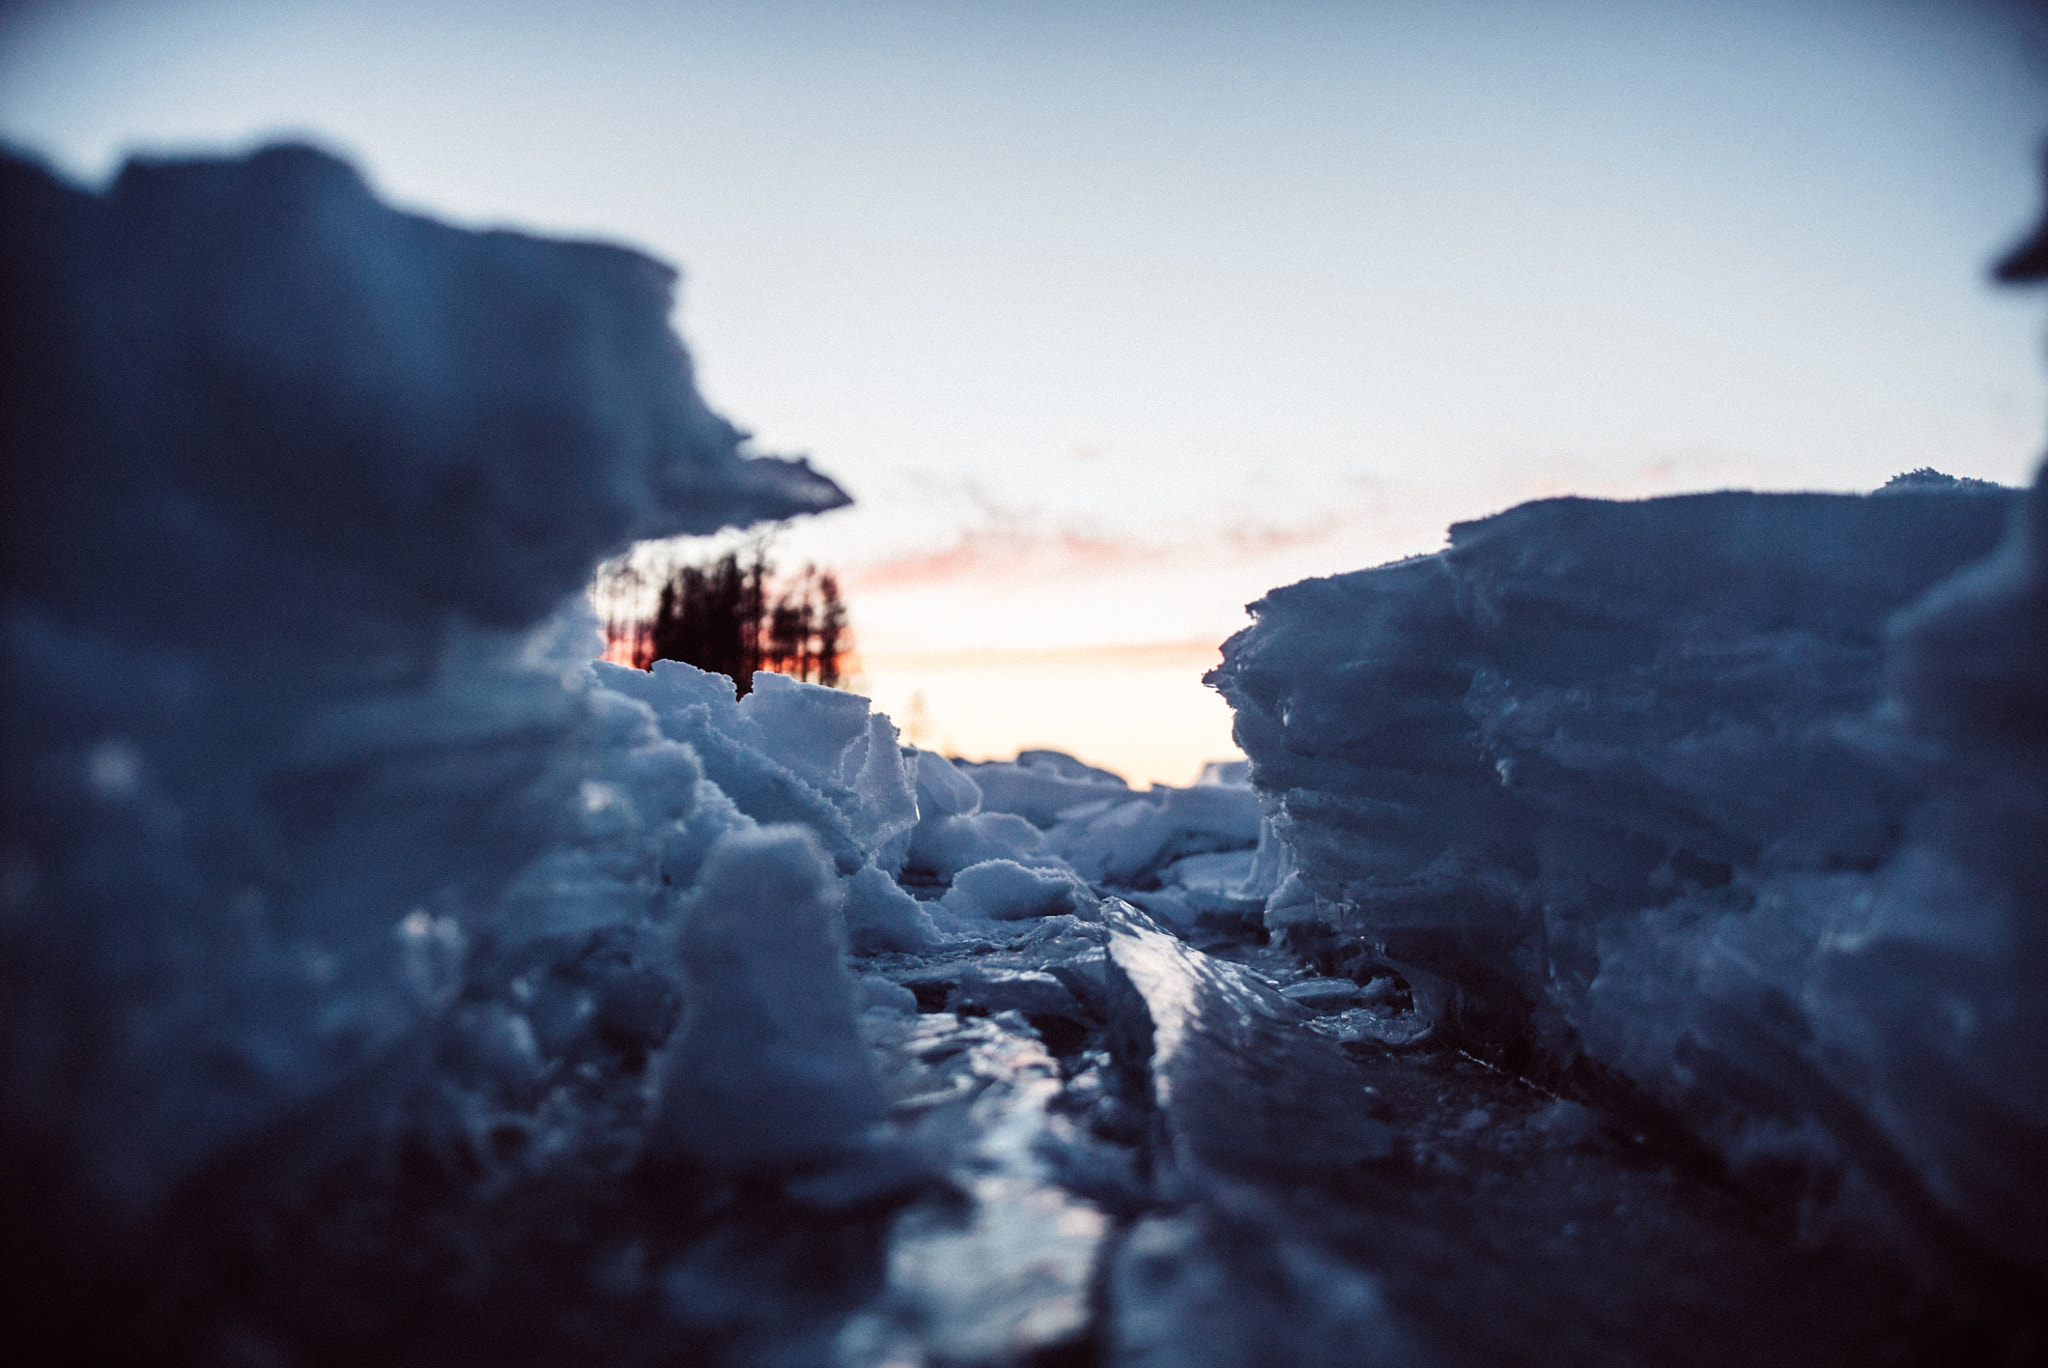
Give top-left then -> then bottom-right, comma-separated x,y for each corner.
4,0 -> 2046,784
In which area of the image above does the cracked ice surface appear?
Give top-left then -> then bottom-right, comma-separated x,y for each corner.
841,1006 -> 1106,1365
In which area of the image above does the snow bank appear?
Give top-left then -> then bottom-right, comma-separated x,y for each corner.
0,142 -> 848,1221
1210,478 -> 2048,1279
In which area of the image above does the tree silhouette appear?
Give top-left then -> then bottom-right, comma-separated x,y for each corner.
813,573 -> 847,688
599,542 -> 851,695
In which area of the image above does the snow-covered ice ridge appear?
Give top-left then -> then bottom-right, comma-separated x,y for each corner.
1210,470 -> 2048,1293
7,142 -> 2044,1365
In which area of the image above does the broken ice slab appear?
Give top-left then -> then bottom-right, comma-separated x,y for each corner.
1278,975 -> 1402,1012
954,749 -> 1131,827
1164,848 -> 1265,914
1303,1006 -> 1434,1050
941,965 -> 1088,1025
1278,976 -> 1365,1008
880,914 -> 1113,1016
1100,900 -> 1393,1183
1048,783 -> 1263,886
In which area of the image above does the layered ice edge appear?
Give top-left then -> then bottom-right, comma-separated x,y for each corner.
1208,474 -> 2048,1287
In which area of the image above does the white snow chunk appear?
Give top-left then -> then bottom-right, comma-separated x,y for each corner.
958,750 -> 1130,827
651,825 -> 883,1170
1048,784 -> 1261,887
940,860 -> 1092,922
594,658 -> 917,876
843,861 -> 948,954
907,812 -> 1060,885
914,748 -> 983,818
859,975 -> 919,1016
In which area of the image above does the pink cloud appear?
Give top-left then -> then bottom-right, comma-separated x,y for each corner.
841,507 -> 1350,594
840,523 -> 1163,592
860,639 -> 1228,673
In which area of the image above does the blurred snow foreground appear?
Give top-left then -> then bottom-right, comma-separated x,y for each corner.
2,144 -> 2044,1367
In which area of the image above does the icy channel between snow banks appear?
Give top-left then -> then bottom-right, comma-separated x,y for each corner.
10,137 -> 2044,1365
1208,474 -> 2048,1288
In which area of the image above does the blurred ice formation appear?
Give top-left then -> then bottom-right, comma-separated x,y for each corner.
0,139 -> 847,1289
1208,476 -> 2048,1286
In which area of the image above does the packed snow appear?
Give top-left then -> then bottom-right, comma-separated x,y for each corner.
3,141 -> 2042,1366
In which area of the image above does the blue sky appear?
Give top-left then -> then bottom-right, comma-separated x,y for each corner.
5,0 -> 2045,781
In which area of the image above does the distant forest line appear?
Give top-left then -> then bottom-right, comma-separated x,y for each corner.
598,543 -> 850,695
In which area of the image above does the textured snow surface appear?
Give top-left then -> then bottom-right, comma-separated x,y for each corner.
6,141 -> 2042,1366
1210,479 -> 2048,1290
0,141 -> 848,1219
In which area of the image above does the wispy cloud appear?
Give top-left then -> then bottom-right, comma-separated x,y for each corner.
840,522 -> 1171,592
1218,511 -> 1347,559
839,504 -> 1352,594
859,639 -> 1227,673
